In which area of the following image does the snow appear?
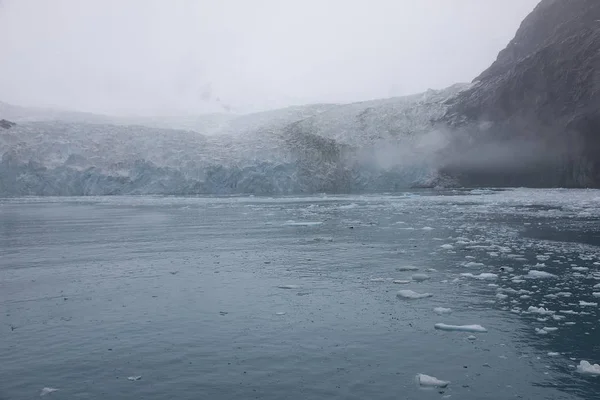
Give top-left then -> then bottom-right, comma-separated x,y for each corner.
416,374 -> 450,388
526,270 -> 557,279
433,307 -> 452,314
397,290 -> 433,299
434,323 -> 488,333
577,361 -> 600,376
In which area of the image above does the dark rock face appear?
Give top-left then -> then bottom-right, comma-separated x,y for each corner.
440,0 -> 600,187
0,119 -> 16,129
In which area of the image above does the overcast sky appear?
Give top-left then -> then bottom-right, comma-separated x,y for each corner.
0,0 -> 539,116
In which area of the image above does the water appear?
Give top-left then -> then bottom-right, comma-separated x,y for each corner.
1,189 -> 600,399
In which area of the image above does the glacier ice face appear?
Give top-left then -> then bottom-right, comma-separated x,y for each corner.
0,85 -> 469,196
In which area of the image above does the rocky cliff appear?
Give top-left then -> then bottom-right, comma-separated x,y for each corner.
440,0 -> 600,187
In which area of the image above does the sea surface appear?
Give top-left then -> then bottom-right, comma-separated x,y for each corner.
2,189 -> 600,399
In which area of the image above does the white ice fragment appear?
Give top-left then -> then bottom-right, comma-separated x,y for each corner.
434,323 -> 487,333
526,270 -> 557,279
593,293 -> 600,298
572,267 -> 589,272
433,307 -> 452,314
416,373 -> 450,388
535,328 -> 548,335
128,376 -> 142,381
496,293 -> 508,300
275,312 -> 286,315
594,283 -> 600,289
422,227 -> 434,231
464,261 -> 485,268
441,244 -> 454,250
577,361 -> 600,375
411,274 -> 430,282
393,280 -> 411,284
397,290 -> 433,299
548,352 -> 560,356
467,335 -> 477,340
461,273 -> 498,280
543,327 -> 558,332
528,306 -> 555,315
397,266 -> 419,271
579,301 -> 597,307
277,285 -> 300,289
40,388 -> 59,396
370,278 -> 386,282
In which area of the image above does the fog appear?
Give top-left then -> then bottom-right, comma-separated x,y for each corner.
0,0 -> 539,116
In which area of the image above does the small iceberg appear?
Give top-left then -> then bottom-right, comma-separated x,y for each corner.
128,376 -> 142,381
433,307 -> 452,314
441,244 -> 454,250
40,388 -> 59,396
577,360 -> 600,376
411,274 -> 430,282
526,270 -> 557,279
397,290 -> 433,299
393,280 -> 411,284
416,373 -> 450,388
434,323 -> 487,333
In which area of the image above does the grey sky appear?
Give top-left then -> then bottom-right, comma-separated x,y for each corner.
0,0 -> 539,116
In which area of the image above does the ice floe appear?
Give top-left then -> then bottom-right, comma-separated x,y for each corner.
434,323 -> 488,333
277,285 -> 300,289
441,244 -> 454,250
527,306 -> 555,315
579,301 -> 597,307
433,307 -> 452,314
461,273 -> 498,280
416,374 -> 450,388
393,280 -> 411,284
397,266 -> 419,271
526,270 -> 557,279
397,290 -> 433,299
128,376 -> 142,381
411,274 -> 431,282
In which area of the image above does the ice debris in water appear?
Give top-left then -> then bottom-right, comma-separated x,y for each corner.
434,323 -> 488,333
370,278 -> 386,282
416,374 -> 450,388
579,301 -> 597,307
433,307 -> 452,314
460,273 -> 498,280
397,290 -> 433,300
277,285 -> 300,289
40,387 -> 59,396
393,280 -> 411,284
397,266 -> 419,271
526,270 -> 557,279
548,352 -> 560,356
535,327 -> 558,335
528,306 -> 555,315
577,361 -> 600,375
593,293 -> 600,298
441,244 -> 454,250
467,335 -> 477,340
128,376 -> 142,381
411,274 -> 430,282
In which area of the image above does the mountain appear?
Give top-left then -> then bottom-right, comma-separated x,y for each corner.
439,0 -> 600,187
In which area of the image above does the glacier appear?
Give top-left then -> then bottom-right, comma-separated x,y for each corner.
0,84 -> 470,196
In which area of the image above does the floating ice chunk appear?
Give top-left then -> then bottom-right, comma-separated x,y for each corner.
543,327 -> 558,332
277,285 -> 300,289
128,376 -> 142,381
397,290 -> 433,299
284,221 -> 323,226
461,273 -> 498,280
593,293 -> 600,298
548,352 -> 560,356
422,227 -> 434,231
434,323 -> 487,333
577,361 -> 600,375
496,293 -> 508,300
526,270 -> 557,279
464,262 -> 485,268
537,255 -> 550,261
552,314 -> 565,320
370,278 -> 386,282
397,266 -> 419,271
579,301 -> 597,307
275,312 -> 286,315
560,310 -> 579,315
40,388 -> 59,396
594,283 -> 600,289
535,328 -> 548,335
557,292 -> 572,297
528,306 -> 555,315
411,274 -> 431,282
572,267 -> 589,272
467,335 -> 477,340
393,280 -> 411,284
534,263 -> 547,268
416,374 -> 450,388
433,307 -> 452,314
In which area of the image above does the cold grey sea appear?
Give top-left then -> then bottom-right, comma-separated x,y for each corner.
2,189 -> 600,399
